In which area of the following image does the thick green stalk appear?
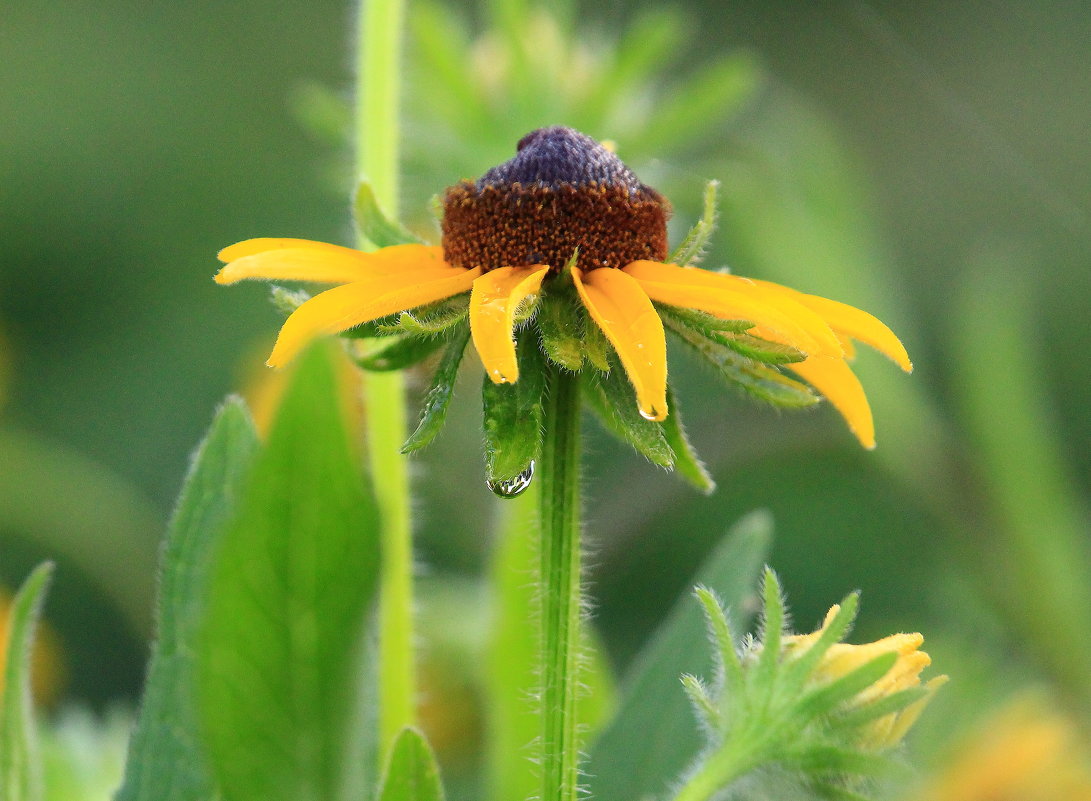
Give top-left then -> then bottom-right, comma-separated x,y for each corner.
355,0 -> 414,759
538,366 -> 583,801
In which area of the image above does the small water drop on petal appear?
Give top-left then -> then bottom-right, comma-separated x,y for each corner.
487,461 -> 535,498
638,408 -> 658,421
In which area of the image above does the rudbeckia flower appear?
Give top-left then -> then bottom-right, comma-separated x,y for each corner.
216,127 -> 910,484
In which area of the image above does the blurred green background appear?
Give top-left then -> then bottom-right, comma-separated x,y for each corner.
2,0 -> 1089,779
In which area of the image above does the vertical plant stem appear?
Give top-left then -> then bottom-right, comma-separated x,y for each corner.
355,0 -> 414,759
539,365 -> 583,801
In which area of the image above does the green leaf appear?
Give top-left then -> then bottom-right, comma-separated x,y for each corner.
402,325 -> 471,453
198,344 -> 382,801
661,385 -> 715,493
115,398 -> 259,801
354,181 -> 423,248
1,563 -> 54,801
355,333 -> 446,372
586,512 -> 772,801
583,358 -> 674,468
376,299 -> 470,336
717,332 -> 806,365
378,728 -> 445,801
669,180 -> 719,267
482,329 -> 545,484
795,652 -> 898,723
665,313 -> 818,408
537,295 -> 585,372
657,305 -> 753,336
659,304 -> 804,365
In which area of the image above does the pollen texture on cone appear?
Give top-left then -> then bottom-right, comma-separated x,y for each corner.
442,127 -> 669,273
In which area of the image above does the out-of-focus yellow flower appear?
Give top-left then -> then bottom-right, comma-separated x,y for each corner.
785,605 -> 948,750
0,588 -> 65,706
909,697 -> 1091,801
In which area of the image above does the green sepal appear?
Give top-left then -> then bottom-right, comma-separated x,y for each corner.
658,305 -> 753,336
354,181 -> 423,248
482,329 -> 545,483
666,314 -> 818,408
669,180 -> 719,267
375,297 -> 470,336
662,384 -> 715,493
719,333 -> 806,364
402,325 -> 471,453
583,314 -> 612,372
583,358 -> 674,468
659,305 -> 804,364
339,298 -> 467,340
538,294 -> 586,371
354,334 -> 446,372
270,285 -> 311,317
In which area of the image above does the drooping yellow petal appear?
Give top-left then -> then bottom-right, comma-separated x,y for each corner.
219,238 -> 374,262
267,266 -> 482,368
573,266 -> 668,421
787,356 -> 876,449
215,243 -> 447,286
752,280 -> 911,372
469,265 -> 550,384
623,261 -> 843,358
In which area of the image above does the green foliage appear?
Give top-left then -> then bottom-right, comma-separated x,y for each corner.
197,345 -> 382,801
669,181 -> 720,268
586,513 -> 772,801
481,329 -> 545,485
663,309 -> 818,408
402,325 -> 471,453
115,399 -> 259,801
660,385 -> 716,494
672,571 -> 935,801
583,356 -> 674,469
1,563 -> 53,801
355,332 -> 447,372
378,728 -> 445,801
355,182 -> 423,248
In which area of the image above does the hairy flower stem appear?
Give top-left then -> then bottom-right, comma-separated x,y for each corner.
671,740 -> 760,801
355,0 -> 413,760
539,365 -> 583,801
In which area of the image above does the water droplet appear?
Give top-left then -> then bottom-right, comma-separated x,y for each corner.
638,408 -> 659,421
487,462 -> 535,498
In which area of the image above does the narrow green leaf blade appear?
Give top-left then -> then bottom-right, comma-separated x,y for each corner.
661,385 -> 714,493
669,180 -> 719,267
198,344 -> 382,801
355,334 -> 445,372
1,562 -> 54,801
115,398 -> 259,801
583,358 -> 674,468
378,728 -> 445,801
586,513 -> 773,801
354,181 -> 422,248
402,325 -> 470,453
482,330 -> 545,483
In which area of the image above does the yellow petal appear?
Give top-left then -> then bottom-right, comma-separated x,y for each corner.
787,356 -> 876,449
623,261 -> 843,358
574,267 -> 668,421
216,243 -> 447,286
752,281 -> 912,372
469,265 -> 550,384
267,266 -> 481,367
218,238 -> 373,262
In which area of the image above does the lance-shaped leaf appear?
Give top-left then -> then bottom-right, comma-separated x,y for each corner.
669,180 -> 720,267
377,728 -> 445,801
661,384 -> 715,494
402,325 -> 471,453
115,399 -> 259,801
354,181 -> 423,248
583,355 -> 674,468
482,329 -> 545,484
586,513 -> 772,801
1,563 -> 54,801
198,344 -> 382,801
355,333 -> 446,372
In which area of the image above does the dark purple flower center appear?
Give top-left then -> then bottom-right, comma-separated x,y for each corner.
442,127 -> 669,273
